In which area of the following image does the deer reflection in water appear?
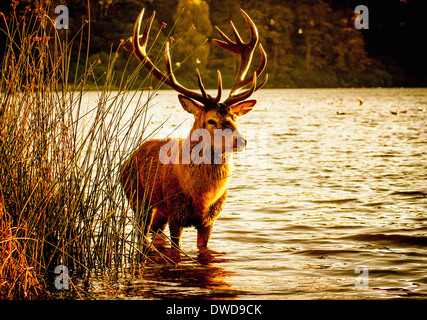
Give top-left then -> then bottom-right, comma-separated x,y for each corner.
121,236 -> 241,299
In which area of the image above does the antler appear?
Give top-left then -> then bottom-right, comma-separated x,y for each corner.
212,9 -> 268,106
124,8 -> 267,108
123,9 -> 222,107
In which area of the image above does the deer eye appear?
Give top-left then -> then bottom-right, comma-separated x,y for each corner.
207,119 -> 217,126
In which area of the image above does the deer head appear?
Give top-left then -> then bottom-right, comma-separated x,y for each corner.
123,8 -> 267,158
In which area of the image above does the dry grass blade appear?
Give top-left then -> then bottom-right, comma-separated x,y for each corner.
0,3 -> 165,299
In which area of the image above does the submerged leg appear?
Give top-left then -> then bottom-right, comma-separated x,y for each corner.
150,211 -> 169,248
151,210 -> 168,233
169,223 -> 183,248
140,207 -> 154,248
197,225 -> 213,248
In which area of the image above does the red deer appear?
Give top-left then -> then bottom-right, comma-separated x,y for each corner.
120,8 -> 267,249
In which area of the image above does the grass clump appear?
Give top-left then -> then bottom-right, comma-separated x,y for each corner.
0,2 -> 160,299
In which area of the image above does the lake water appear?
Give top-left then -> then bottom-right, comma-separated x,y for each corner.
89,88 -> 427,299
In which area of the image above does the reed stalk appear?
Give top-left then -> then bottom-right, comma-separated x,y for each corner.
0,3 -> 161,299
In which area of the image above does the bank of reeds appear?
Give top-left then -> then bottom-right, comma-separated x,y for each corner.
0,4 -> 161,299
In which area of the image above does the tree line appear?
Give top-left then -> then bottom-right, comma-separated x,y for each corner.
1,0 -> 405,88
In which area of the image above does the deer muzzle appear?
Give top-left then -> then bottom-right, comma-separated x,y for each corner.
233,134 -> 247,152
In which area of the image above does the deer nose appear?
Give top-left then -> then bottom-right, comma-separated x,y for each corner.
234,136 -> 247,150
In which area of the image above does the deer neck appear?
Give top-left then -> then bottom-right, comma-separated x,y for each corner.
177,134 -> 232,206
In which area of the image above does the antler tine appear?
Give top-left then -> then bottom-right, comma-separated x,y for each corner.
214,70 -> 223,104
196,68 -> 209,102
236,43 -> 267,89
234,71 -> 257,102
212,10 -> 258,55
196,69 -> 223,107
164,42 -> 222,107
127,9 -> 223,106
131,10 -> 172,86
212,27 -> 240,54
212,9 -> 268,105
224,73 -> 268,106
237,10 -> 258,48
230,20 -> 244,45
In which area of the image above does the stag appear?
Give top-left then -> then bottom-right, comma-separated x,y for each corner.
120,8 -> 267,248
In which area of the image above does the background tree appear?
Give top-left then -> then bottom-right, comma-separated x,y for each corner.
171,0 -> 212,88
247,1 -> 295,84
292,0 -> 334,72
2,0 -> 421,87
330,8 -> 371,74
207,0 -> 241,88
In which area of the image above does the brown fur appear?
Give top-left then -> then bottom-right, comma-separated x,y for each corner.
119,95 -> 256,248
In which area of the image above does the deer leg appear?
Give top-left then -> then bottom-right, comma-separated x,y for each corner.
150,211 -> 169,248
140,207 -> 154,248
169,222 -> 183,248
197,225 -> 213,248
196,192 -> 226,248
151,210 -> 168,233
128,192 -> 152,249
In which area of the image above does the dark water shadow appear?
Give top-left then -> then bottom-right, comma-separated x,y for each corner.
67,236 -> 244,299
136,238 -> 244,299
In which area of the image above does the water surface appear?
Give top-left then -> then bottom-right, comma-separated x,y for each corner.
92,88 -> 427,299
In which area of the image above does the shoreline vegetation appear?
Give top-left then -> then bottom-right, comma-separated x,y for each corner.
2,0 -> 424,96
0,2 -> 176,300
70,0 -> 425,89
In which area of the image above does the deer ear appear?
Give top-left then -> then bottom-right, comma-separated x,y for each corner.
178,95 -> 203,116
231,99 -> 257,117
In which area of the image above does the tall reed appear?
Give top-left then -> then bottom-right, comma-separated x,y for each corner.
0,3 -> 159,299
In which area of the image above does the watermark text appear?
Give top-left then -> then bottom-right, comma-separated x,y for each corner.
354,5 -> 369,29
